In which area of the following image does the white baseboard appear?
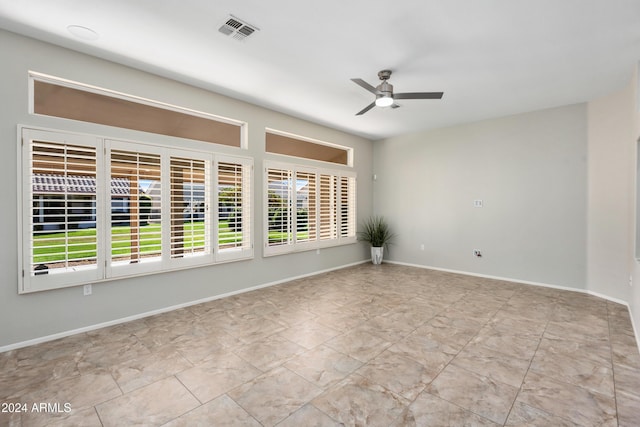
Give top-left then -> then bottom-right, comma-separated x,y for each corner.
0,260 -> 368,353
387,260 -> 589,293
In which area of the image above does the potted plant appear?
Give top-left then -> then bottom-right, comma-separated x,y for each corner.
357,216 -> 395,264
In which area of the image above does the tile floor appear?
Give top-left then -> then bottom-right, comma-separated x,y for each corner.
1,264 -> 640,426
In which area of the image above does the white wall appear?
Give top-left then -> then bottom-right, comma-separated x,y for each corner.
586,67 -> 640,343
0,30 -> 373,348
373,105 -> 588,288
587,79 -> 635,303
616,66 -> 640,345
633,67 -> 640,344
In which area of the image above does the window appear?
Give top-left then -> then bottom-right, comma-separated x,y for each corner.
296,171 -> 317,244
264,161 -> 356,256
319,174 -> 338,240
266,167 -> 293,248
25,132 -> 103,290
108,144 -> 164,278
20,128 -> 253,293
169,155 -> 209,262
217,158 -> 252,262
31,72 -> 244,148
265,129 -> 352,166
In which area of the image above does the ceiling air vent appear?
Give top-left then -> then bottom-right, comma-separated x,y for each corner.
218,15 -> 259,41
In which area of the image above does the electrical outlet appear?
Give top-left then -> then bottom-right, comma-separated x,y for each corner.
83,284 -> 92,296
473,250 -> 482,258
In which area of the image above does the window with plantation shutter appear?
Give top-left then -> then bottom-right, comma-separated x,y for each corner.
340,176 -> 356,238
108,145 -> 163,277
264,161 -> 356,256
295,170 -> 317,245
22,129 -> 103,292
170,156 -> 210,262
319,174 -> 338,241
266,167 -> 293,252
217,157 -> 253,262
20,127 -> 253,293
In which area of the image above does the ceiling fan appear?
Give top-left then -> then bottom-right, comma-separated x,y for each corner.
351,70 -> 443,115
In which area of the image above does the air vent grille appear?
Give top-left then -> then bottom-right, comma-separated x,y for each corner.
225,18 -> 243,30
218,15 -> 259,41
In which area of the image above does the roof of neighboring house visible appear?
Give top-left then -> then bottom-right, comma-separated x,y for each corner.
32,174 -> 131,195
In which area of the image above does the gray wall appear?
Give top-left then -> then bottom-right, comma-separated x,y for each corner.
373,104 -> 588,288
0,30 -> 373,348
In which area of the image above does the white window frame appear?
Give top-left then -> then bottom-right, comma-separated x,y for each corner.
19,127 -> 253,294
263,160 -> 356,257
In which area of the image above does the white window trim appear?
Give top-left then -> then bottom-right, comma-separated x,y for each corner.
263,160 -> 356,257
19,126 -> 253,294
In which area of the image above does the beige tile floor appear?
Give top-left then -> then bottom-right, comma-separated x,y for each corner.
2,264 -> 640,426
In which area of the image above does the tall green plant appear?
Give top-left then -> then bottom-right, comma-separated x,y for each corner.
357,216 -> 395,248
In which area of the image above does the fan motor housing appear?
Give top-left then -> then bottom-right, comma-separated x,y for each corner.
376,81 -> 393,96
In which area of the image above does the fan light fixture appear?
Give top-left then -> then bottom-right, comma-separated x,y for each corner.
375,95 -> 394,107
351,69 -> 444,116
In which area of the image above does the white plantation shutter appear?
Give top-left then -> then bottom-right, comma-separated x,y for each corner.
266,167 -> 293,251
340,176 -> 356,238
264,161 -> 356,256
170,156 -> 210,261
295,170 -> 317,245
216,157 -> 252,261
109,148 -> 162,265
319,174 -> 337,241
20,127 -> 253,293
22,129 -> 103,292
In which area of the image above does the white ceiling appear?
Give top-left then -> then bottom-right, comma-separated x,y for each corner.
1,0 -> 640,140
